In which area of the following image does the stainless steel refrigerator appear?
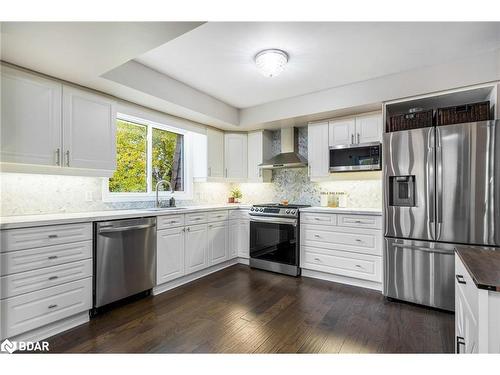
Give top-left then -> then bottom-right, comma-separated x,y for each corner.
383,120 -> 500,311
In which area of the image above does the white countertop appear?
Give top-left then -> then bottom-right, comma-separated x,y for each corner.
300,207 -> 383,215
0,204 -> 251,230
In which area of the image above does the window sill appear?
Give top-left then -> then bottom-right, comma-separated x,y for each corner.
102,192 -> 193,203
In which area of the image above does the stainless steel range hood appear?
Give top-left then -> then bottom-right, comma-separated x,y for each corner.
259,127 -> 308,169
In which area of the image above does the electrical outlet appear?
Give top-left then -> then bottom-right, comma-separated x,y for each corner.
85,191 -> 93,202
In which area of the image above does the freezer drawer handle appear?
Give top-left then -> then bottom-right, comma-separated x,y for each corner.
456,336 -> 465,353
455,275 -> 466,284
392,243 -> 454,255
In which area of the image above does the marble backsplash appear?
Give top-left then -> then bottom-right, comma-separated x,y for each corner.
0,126 -> 381,216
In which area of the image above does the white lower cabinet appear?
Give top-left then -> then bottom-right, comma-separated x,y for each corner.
0,222 -> 93,340
455,255 -> 500,353
208,221 -> 228,265
300,210 -> 383,289
156,227 -> 185,284
156,209 -> 248,288
185,224 -> 209,274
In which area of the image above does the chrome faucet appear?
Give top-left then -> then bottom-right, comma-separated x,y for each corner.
155,180 -> 175,208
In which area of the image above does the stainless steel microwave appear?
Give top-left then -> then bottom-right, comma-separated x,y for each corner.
329,142 -> 382,172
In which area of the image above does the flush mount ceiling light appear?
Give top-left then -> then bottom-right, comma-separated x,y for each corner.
255,49 -> 289,78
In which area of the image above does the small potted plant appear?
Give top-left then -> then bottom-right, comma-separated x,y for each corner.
229,187 -> 243,204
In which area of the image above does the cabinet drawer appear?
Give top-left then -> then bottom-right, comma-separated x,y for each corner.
301,225 -> 381,256
185,212 -> 208,225
455,255 -> 478,319
301,212 -> 337,225
1,240 -> 92,276
1,259 -> 92,299
337,214 -> 382,230
0,277 -> 91,339
208,210 -> 229,222
302,247 -> 382,282
1,223 -> 92,252
229,209 -> 250,220
157,214 -> 185,230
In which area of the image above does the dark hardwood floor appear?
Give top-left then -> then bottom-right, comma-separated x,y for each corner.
45,265 -> 454,353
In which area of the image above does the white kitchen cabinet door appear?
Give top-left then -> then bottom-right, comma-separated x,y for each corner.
1,65 -> 62,166
224,133 -> 248,180
157,227 -> 185,284
228,221 -> 240,259
328,118 -> 355,146
308,122 -> 330,179
208,221 -> 228,265
62,85 -> 116,171
247,130 -> 272,182
238,220 -> 250,258
184,224 -> 208,275
355,114 -> 382,144
207,127 -> 225,178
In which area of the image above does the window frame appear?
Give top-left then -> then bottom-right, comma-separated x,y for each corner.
103,113 -> 193,202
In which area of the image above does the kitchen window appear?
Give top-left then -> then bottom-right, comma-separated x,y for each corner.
105,114 -> 191,201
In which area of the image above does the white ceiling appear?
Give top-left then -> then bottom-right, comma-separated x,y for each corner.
136,22 -> 500,108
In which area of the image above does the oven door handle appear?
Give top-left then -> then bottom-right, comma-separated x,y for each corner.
250,216 -> 297,226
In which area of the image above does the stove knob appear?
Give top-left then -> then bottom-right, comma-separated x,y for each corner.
286,210 -> 290,214
291,210 -> 296,214
251,207 -> 254,211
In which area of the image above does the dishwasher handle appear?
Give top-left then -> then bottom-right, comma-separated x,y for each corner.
98,223 -> 156,234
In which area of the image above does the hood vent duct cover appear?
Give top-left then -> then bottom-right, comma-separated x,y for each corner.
259,127 -> 308,169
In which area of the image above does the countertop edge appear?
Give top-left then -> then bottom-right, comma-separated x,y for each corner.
299,207 -> 383,216
455,247 -> 500,292
0,204 -> 251,230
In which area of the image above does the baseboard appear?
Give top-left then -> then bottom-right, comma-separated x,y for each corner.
6,311 -> 89,344
301,268 -> 382,292
237,257 -> 249,265
153,258 -> 240,296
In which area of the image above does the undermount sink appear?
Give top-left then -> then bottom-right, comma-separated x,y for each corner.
144,207 -> 187,211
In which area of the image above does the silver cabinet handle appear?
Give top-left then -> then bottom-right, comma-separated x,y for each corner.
48,255 -> 58,260
48,304 -> 58,309
259,168 -> 262,178
48,234 -> 58,238
357,133 -> 360,144
351,134 -> 354,144
187,227 -> 191,232
48,276 -> 58,281
55,148 -> 61,166
456,336 -> 465,354
355,264 -> 363,269
208,224 -> 213,228
65,150 -> 70,166
314,234 -> 321,238
456,275 -> 466,284
355,238 -> 363,242
225,168 -> 228,178
182,228 -> 186,232
314,257 -> 322,262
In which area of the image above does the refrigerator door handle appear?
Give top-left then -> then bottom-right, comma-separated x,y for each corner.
426,127 -> 436,240
436,126 -> 443,240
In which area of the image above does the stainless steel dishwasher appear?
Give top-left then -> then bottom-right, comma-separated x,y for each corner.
94,217 -> 156,311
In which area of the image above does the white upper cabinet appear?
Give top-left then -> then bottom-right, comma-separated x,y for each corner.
328,113 -> 382,146
355,114 -> 383,144
224,133 -> 248,180
1,66 -> 62,166
62,86 -> 116,171
1,65 -> 116,176
247,130 -> 272,183
328,119 -> 355,146
307,122 -> 330,179
207,127 -> 225,179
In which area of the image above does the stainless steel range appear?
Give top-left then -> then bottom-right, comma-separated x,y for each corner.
249,203 -> 310,276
